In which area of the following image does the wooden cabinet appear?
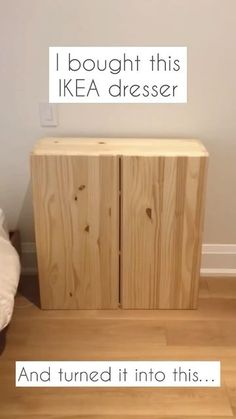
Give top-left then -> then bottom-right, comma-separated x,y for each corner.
31,138 -> 208,309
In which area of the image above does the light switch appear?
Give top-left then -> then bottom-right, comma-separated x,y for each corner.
39,103 -> 58,127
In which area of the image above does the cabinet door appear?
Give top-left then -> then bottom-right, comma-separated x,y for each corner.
121,156 -> 208,309
31,155 -> 119,309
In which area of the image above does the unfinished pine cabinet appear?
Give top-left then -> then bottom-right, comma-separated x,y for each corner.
31,138 -> 208,309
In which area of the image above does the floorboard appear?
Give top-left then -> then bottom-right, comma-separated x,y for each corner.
0,276 -> 236,417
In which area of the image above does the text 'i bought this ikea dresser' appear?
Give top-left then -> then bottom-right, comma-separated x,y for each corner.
31,138 -> 208,310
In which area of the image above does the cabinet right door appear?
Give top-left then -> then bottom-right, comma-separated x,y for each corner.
121,155 -> 208,309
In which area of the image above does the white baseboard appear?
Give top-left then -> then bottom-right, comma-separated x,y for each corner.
200,268 -> 236,276
201,244 -> 236,276
20,242 -> 236,277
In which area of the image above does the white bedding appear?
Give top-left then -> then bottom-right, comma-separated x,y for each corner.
0,209 -> 20,331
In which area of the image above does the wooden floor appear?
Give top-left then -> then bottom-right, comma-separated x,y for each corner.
1,276 -> 236,418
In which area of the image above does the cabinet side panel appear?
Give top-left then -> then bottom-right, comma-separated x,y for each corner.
121,155 -> 208,309
189,157 -> 208,308
31,155 -> 119,309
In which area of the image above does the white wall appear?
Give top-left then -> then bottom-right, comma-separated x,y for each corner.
0,0 -> 236,247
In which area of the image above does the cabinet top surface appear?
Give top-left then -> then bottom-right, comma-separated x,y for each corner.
32,138 -> 208,157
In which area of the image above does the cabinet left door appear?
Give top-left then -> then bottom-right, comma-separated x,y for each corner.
31,154 -> 119,309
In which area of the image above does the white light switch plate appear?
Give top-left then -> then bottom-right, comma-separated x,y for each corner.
39,103 -> 58,127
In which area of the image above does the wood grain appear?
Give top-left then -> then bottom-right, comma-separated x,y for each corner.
31,155 -> 119,309
33,137 -> 209,157
121,155 -> 208,309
